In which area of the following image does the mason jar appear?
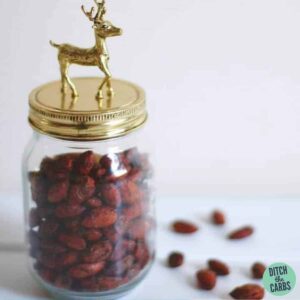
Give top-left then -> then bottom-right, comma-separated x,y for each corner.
22,78 -> 155,300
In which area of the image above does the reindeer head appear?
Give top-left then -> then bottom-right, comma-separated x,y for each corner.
82,0 -> 122,38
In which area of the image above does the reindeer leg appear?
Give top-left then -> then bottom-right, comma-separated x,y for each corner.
96,77 -> 105,100
106,78 -> 114,97
97,56 -> 113,99
62,63 -> 78,98
60,62 -> 67,95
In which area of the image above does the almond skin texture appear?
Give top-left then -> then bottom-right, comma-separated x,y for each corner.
82,229 -> 103,242
208,259 -> 230,276
55,203 -> 85,219
99,183 -> 122,208
74,151 -> 95,175
86,197 -> 103,208
104,255 -> 135,276
110,240 -> 136,261
82,207 -> 117,229
119,180 -> 142,205
228,226 -> 254,240
57,251 -> 79,267
39,241 -> 67,254
196,269 -> 217,290
69,262 -> 105,279
168,252 -> 184,268
82,241 -> 113,263
230,284 -> 264,299
172,221 -> 199,234
252,262 -> 266,279
212,210 -> 226,225
38,219 -> 60,237
48,180 -> 69,203
58,233 -> 87,251
68,176 -> 95,204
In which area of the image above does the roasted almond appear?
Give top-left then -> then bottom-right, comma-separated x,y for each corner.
82,207 -> 117,229
58,233 -> 86,251
212,210 -> 226,225
228,226 -> 254,240
252,262 -> 266,279
230,284 -> 264,299
172,220 -> 199,234
55,203 -> 86,219
196,269 -> 217,290
208,259 -> 230,276
69,262 -> 105,279
168,252 -> 184,268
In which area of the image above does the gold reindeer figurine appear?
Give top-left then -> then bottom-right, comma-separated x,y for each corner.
50,0 -> 122,100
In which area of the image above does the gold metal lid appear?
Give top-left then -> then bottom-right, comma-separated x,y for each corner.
29,77 -> 147,141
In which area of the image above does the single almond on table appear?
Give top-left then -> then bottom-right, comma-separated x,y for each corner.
230,284 -> 264,299
172,220 -> 199,234
208,259 -> 230,276
212,210 -> 226,225
252,262 -> 266,279
196,269 -> 217,290
168,252 -> 184,268
228,226 -> 254,240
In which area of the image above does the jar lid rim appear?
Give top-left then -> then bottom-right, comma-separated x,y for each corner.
28,77 -> 147,141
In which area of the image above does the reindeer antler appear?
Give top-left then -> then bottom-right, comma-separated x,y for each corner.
82,0 -> 106,23
81,5 -> 95,22
94,0 -> 106,22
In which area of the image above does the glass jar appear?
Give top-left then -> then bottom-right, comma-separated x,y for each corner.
22,78 -> 155,300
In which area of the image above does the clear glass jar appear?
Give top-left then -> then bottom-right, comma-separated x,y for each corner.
22,78 -> 155,300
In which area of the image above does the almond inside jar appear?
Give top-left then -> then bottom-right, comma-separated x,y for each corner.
28,148 -> 155,292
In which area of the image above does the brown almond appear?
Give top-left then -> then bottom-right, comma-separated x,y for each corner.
168,252 -> 184,268
196,269 -> 216,290
69,262 -> 105,279
82,241 -> 113,263
39,241 -> 67,254
212,210 -> 226,225
48,180 -> 69,203
228,226 -> 254,240
82,207 -> 117,229
57,251 -> 79,267
82,229 -> 103,242
252,262 -> 266,279
230,284 -> 264,299
58,233 -> 86,251
208,259 -> 230,276
55,203 -> 86,219
172,220 -> 199,234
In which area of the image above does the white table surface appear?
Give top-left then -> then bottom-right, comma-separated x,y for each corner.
1,193 -> 300,300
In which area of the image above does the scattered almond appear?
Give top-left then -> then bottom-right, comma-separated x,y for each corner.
208,259 -> 230,276
196,269 -> 217,290
252,262 -> 266,279
168,252 -> 184,268
228,226 -> 254,240
230,284 -> 264,299
172,221 -> 199,234
212,210 -> 226,225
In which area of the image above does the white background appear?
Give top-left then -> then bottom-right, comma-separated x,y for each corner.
1,0 -> 300,197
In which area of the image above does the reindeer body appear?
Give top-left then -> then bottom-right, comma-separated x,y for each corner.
50,0 -> 122,99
